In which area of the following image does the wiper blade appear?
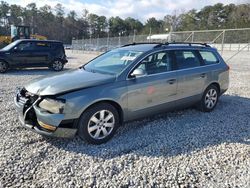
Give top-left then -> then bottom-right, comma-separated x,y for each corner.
79,66 -> 85,70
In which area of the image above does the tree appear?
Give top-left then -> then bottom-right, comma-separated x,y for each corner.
124,17 -> 143,35
0,1 -> 250,44
143,17 -> 163,34
108,16 -> 127,36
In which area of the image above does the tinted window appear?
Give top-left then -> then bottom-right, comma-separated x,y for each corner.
137,51 -> 173,75
199,51 -> 219,65
16,42 -> 34,51
174,50 -> 201,69
34,42 -> 51,50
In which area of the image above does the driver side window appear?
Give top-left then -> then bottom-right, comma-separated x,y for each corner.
16,42 -> 34,51
138,51 -> 173,75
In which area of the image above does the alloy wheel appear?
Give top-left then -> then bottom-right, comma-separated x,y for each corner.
87,110 -> 115,140
0,62 -> 7,73
205,88 -> 218,109
52,60 -> 63,71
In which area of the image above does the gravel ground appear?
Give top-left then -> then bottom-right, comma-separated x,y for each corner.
0,50 -> 249,188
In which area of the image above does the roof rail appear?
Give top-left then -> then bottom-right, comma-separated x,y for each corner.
121,42 -> 162,47
164,42 -> 211,47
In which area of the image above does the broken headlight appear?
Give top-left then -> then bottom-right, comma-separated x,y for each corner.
39,98 -> 65,114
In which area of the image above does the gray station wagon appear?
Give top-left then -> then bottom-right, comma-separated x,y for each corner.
15,42 -> 229,144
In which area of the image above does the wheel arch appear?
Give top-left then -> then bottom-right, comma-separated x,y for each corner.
80,100 -> 124,125
206,82 -> 221,94
0,59 -> 9,65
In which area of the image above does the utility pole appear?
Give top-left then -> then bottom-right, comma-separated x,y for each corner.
149,27 -> 152,42
133,29 -> 136,42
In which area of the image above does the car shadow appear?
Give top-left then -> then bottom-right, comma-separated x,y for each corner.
45,94 -> 250,159
4,68 -> 72,76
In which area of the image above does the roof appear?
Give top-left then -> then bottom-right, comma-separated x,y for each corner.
17,39 -> 63,43
120,43 -> 160,52
119,42 -> 213,52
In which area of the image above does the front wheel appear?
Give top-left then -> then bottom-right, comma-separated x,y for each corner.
50,60 -> 64,71
77,103 -> 119,144
0,61 -> 9,73
198,85 -> 219,112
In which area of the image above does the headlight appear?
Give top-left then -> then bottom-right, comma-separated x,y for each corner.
39,98 -> 65,114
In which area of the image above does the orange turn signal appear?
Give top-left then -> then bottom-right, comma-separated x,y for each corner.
38,121 -> 57,131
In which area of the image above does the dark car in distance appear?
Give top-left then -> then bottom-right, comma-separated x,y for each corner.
0,39 -> 68,73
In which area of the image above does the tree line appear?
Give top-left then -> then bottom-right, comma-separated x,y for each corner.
0,1 -> 249,43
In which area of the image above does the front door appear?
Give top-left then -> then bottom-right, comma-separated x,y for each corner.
10,41 -> 34,67
127,50 -> 177,120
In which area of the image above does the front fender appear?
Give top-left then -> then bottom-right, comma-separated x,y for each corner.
60,81 -> 127,120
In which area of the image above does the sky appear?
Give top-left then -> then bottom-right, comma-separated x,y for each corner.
6,0 -> 249,22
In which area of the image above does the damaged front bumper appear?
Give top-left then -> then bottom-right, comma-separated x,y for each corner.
14,88 -> 77,138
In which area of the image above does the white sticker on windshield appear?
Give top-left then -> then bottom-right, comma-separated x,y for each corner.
121,56 -> 137,61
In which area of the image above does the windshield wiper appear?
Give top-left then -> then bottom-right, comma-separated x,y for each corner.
79,64 -> 86,69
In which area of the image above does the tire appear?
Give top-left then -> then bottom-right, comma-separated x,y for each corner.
0,61 -> 9,73
77,103 -> 120,144
50,60 -> 64,71
197,85 -> 219,112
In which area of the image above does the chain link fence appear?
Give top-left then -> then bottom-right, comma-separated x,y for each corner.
72,28 -> 250,53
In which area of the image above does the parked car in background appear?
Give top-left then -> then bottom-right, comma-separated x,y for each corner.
0,39 -> 68,73
14,42 -> 229,144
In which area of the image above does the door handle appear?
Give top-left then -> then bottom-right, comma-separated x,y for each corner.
167,79 -> 176,85
200,73 -> 206,78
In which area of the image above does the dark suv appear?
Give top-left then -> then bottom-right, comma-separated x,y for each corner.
0,39 -> 68,73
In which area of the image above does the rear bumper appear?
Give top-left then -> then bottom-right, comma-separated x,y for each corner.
14,94 -> 77,138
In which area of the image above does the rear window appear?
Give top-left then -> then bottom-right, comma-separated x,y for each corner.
174,50 -> 201,69
199,51 -> 219,65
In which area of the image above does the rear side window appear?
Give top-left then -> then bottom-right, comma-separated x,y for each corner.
174,50 -> 201,69
137,51 -> 174,75
34,42 -> 51,50
199,51 -> 219,65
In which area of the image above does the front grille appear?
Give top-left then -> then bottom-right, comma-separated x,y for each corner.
17,88 -> 39,111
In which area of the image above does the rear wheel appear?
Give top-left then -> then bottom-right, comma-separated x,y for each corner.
77,103 -> 119,144
50,60 -> 64,71
0,61 -> 8,73
198,85 -> 219,112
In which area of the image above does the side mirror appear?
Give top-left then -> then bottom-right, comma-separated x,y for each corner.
13,46 -> 18,52
131,68 -> 146,78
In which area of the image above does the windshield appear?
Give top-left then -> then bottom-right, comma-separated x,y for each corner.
84,49 -> 143,75
0,40 -> 19,51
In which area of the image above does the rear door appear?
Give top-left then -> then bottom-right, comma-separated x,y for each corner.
174,49 -> 206,101
31,41 -> 51,66
127,50 -> 177,119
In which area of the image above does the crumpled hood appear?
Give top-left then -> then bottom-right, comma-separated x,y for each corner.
25,69 -> 116,96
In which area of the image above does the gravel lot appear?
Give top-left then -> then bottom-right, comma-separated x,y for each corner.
0,50 -> 249,187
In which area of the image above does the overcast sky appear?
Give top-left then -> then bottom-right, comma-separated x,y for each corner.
7,0 -> 249,22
